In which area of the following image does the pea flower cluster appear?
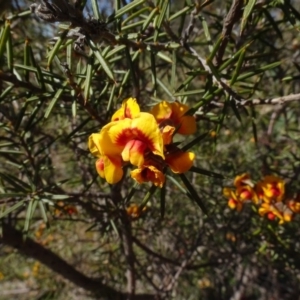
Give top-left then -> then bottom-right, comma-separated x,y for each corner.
89,98 -> 196,187
223,174 -> 300,224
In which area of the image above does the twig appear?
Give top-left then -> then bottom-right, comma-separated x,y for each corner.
267,106 -> 285,136
240,93 -> 300,106
205,93 -> 300,109
110,183 -> 136,299
182,1 -> 200,44
214,0 -> 244,67
164,248 -> 197,293
132,236 -> 219,270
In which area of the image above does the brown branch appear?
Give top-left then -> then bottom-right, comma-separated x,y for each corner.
239,93 -> 300,106
110,183 -> 136,299
132,236 -> 220,271
1,223 -> 156,300
214,0 -> 244,67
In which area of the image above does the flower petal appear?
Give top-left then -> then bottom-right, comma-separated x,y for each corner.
111,97 -> 140,121
122,140 -> 147,166
109,113 -> 164,159
95,121 -> 125,156
88,133 -> 102,157
234,173 -> 251,187
166,150 -> 195,174
161,125 -> 175,145
150,101 -> 172,122
96,155 -> 123,184
131,165 -> 165,187
151,101 -> 197,135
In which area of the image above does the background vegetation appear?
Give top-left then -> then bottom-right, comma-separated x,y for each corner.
1,0 -> 300,299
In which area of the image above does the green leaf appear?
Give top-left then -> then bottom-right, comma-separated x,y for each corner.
0,85 -> 14,102
207,35 -> 223,62
88,39 -> 115,81
24,197 -> 37,233
122,7 -> 150,26
236,61 -> 281,81
124,182 -> 139,205
157,78 -> 173,98
91,0 -> 100,20
168,6 -> 191,22
47,30 -> 68,68
0,20 -> 10,61
142,6 -> 159,31
156,0 -> 169,29
189,166 -> 224,179
179,173 -> 207,214
181,132 -> 209,152
0,193 -> 26,199
44,82 -> 68,118
108,0 -> 145,22
230,48 -> 246,86
0,173 -> 31,192
84,56 -> 94,103
0,199 -> 26,219
157,52 -> 173,64
241,0 -> 256,34
39,200 -> 49,226
6,27 -> 13,71
229,97 -> 242,123
140,184 -> 157,210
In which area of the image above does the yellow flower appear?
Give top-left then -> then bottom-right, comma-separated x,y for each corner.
236,185 -> 258,203
223,187 -> 243,211
165,148 -> 195,174
161,125 -> 175,145
258,175 -> 285,202
287,199 -> 300,214
258,202 -> 291,224
111,97 -> 140,121
150,101 -> 196,135
89,112 -> 164,184
126,204 -> 148,219
95,155 -> 123,184
131,165 -> 165,187
234,173 -> 251,188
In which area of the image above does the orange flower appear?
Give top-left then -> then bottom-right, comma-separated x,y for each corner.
165,147 -> 195,174
287,199 -> 300,214
255,182 -> 265,203
131,165 -> 165,187
258,175 -> 285,202
126,204 -> 148,219
236,185 -> 258,203
95,155 -> 124,184
89,98 -> 197,186
89,112 -> 164,184
258,202 -> 283,223
150,101 -> 196,135
161,125 -> 175,145
223,187 -> 243,211
258,202 -> 292,224
111,97 -> 140,121
234,173 -> 251,188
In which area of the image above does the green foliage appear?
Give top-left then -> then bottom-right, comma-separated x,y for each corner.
0,0 -> 300,299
